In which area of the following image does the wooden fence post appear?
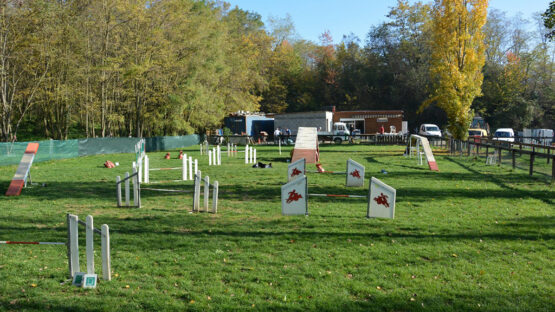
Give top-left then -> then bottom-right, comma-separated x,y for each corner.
529,152 -> 535,176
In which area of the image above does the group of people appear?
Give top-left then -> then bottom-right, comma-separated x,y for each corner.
273,128 -> 292,144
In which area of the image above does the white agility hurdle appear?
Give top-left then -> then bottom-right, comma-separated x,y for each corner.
141,154 -> 198,183
116,168 -> 141,208
244,145 -> 257,164
208,146 -> 222,166
281,175 -> 395,219
67,214 -> 111,288
1,215 -> 111,289
134,139 -> 146,183
227,143 -> 238,157
287,158 -> 365,187
192,170 -> 219,213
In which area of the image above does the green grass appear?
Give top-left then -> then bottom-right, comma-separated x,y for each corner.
0,144 -> 553,311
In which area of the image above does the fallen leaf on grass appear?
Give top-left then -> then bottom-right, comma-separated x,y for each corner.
30,284 -> 37,287
189,300 -> 195,304
410,297 -> 416,302
452,253 -> 458,258
376,286 -> 382,290
125,285 -> 130,289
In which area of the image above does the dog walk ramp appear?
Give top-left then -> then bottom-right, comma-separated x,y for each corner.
5,143 -> 39,196
291,127 -> 319,163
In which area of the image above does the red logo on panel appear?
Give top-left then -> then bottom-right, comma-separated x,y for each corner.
287,190 -> 303,203
373,193 -> 389,208
350,169 -> 361,179
291,168 -> 302,177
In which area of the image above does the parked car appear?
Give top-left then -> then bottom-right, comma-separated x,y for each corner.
493,128 -> 515,142
468,128 -> 488,137
419,124 -> 442,137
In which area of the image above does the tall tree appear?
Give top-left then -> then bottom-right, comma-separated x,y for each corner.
422,0 -> 488,139
543,1 -> 555,40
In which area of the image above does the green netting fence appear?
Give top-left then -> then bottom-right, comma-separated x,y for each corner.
0,135 -> 200,166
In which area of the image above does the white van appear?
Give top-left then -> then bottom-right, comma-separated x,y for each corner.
419,124 -> 442,137
493,128 -> 515,142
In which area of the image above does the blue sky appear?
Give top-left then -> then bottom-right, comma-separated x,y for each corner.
225,0 -> 552,43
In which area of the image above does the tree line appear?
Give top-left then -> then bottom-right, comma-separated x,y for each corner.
1,0 -> 553,142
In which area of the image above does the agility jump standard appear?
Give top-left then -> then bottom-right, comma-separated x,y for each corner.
193,170 -> 219,213
1,214 -> 111,288
244,145 -> 257,164
287,158 -> 365,187
208,146 -> 222,166
116,168 -> 141,208
281,175 -> 395,219
67,214 -> 111,287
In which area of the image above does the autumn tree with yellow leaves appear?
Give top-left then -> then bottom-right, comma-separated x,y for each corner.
422,0 -> 488,139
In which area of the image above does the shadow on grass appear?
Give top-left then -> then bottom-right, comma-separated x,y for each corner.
2,290 -> 552,312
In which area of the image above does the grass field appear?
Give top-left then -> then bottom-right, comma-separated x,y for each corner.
0,144 -> 553,311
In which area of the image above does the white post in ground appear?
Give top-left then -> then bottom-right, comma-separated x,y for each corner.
227,143 -> 230,157
86,215 -> 94,274
116,176 -> 122,207
204,176 -> 210,212
217,146 -> 221,165
132,167 -> 139,207
208,150 -> 212,166
194,170 -> 201,211
200,144 -> 203,155
138,157 -> 142,183
212,148 -> 216,165
279,139 -> 281,155
182,154 -> 187,181
189,157 -> 193,180
212,181 -> 219,213
101,224 -> 111,281
194,159 -> 198,180
245,145 -> 249,164
249,146 -> 253,163
69,215 -> 80,277
254,148 -> 257,163
144,155 -> 149,184
125,172 -> 130,206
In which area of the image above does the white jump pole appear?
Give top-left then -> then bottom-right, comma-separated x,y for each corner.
125,172 -> 130,206
254,149 -> 257,164
189,157 -> 193,180
200,144 -> 203,155
182,154 -> 187,181
132,167 -> 139,207
227,143 -> 230,157
212,148 -> 216,165
249,146 -> 253,163
279,139 -> 282,155
217,146 -> 221,165
245,145 -> 249,164
86,215 -> 94,274
69,215 -> 80,277
194,159 -> 198,180
101,224 -> 111,281
138,157 -> 142,183
212,181 -> 219,213
208,150 -> 212,166
204,176 -> 210,212
116,176 -> 122,207
144,155 -> 149,184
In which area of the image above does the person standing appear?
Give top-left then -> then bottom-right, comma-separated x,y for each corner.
274,128 -> 281,144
